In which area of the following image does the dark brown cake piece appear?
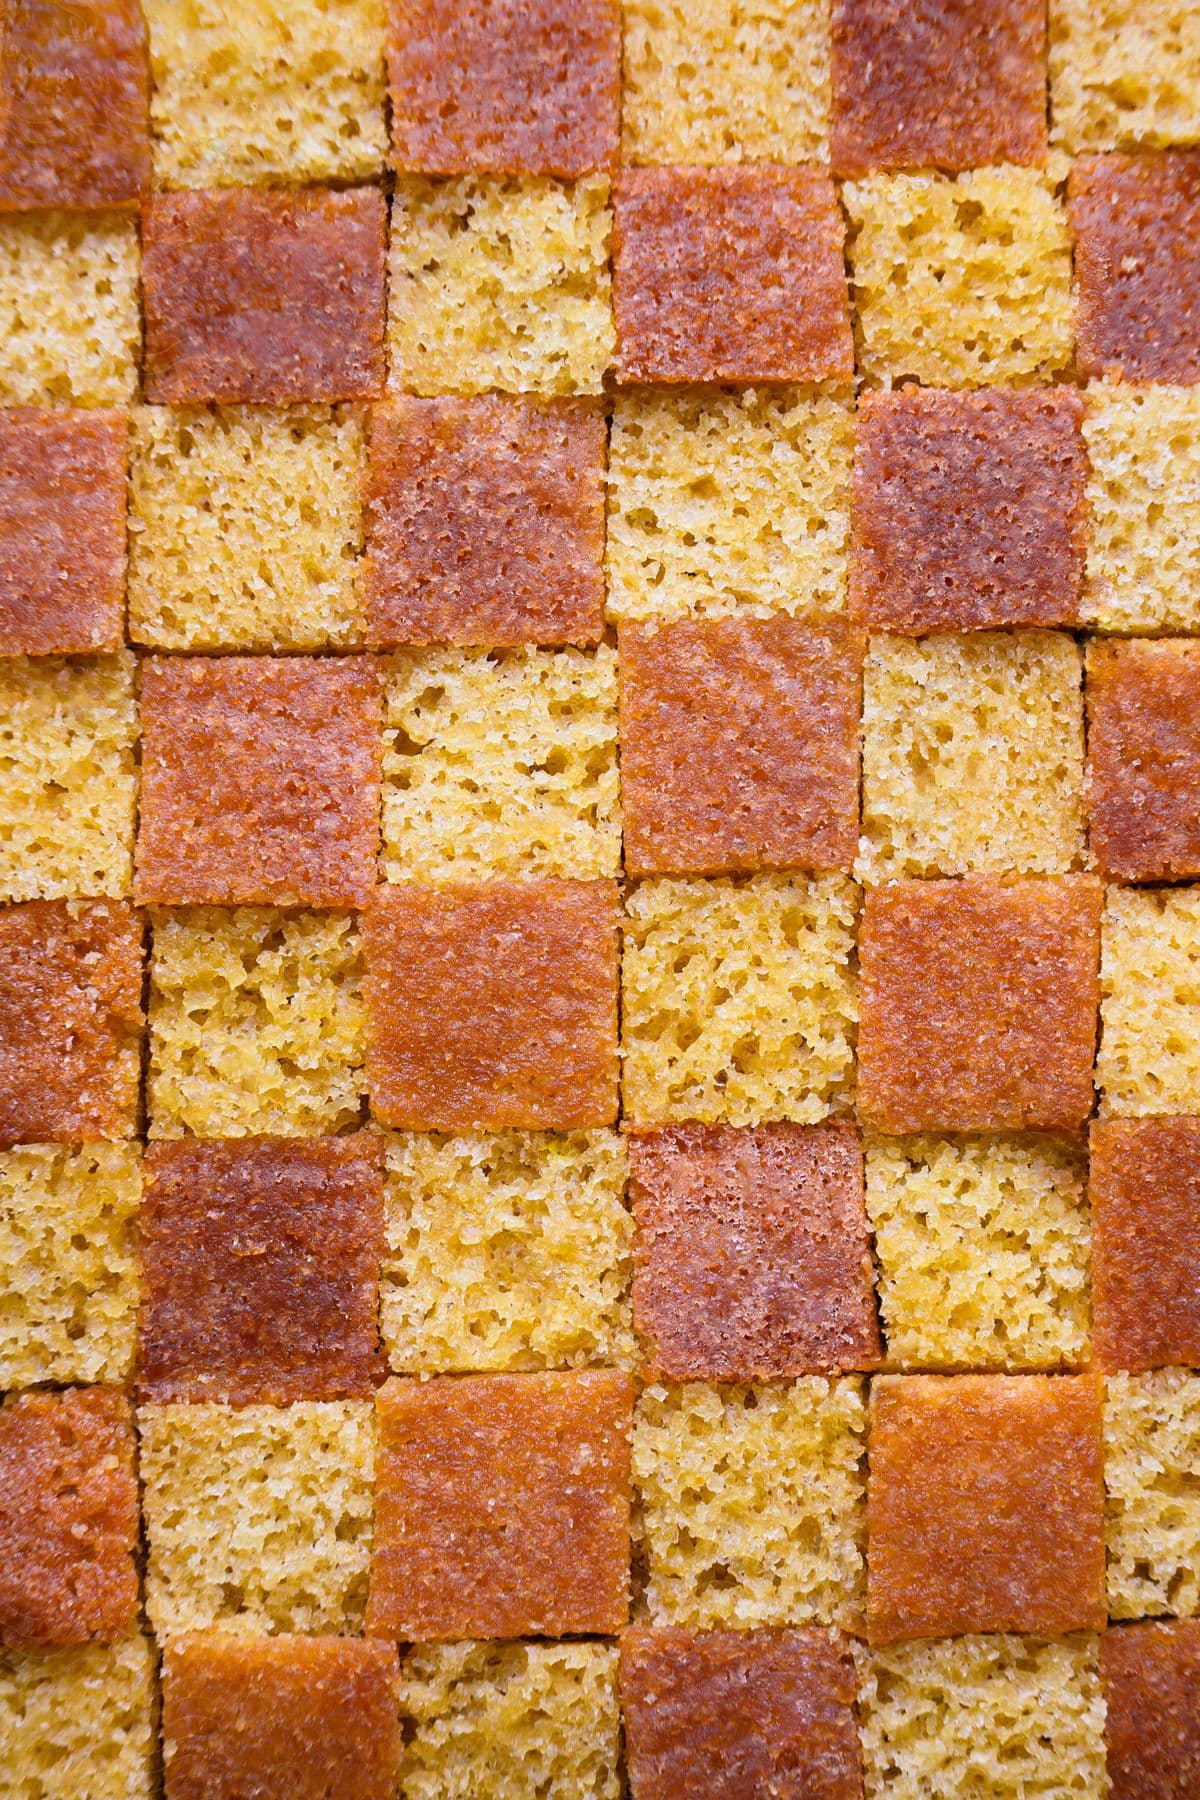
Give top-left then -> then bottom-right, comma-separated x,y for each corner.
367,1369 -> 632,1640
363,879 -> 619,1130
1071,153 -> 1200,384
135,655 -> 381,908
850,388 -> 1087,633
1086,640 -> 1200,882
1091,1118 -> 1200,1374
142,187 -> 387,405
867,1373 -> 1106,1645
857,876 -> 1101,1134
1103,1622 -> 1200,1800
363,396 -> 606,648
0,1387 -> 139,1648
618,616 -> 862,878
628,1121 -> 880,1381
612,167 -> 854,385
138,1135 -> 385,1406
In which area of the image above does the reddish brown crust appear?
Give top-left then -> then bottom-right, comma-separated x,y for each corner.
620,1627 -> 863,1800
135,655 -> 382,908
367,1370 -> 633,1640
142,188 -> 387,405
0,1387 -> 139,1649
857,876 -> 1101,1134
1086,641 -> 1200,883
0,900 -> 143,1149
363,879 -> 619,1130
1102,1622 -> 1200,1800
1090,1119 -> 1200,1374
866,1373 -> 1106,1645
627,1121 -> 881,1381
363,396 -> 606,648
612,167 -> 855,385
849,387 -> 1087,633
138,1135 -> 385,1407
618,615 -> 863,878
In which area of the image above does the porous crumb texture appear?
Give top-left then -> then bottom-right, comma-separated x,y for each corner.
0,212 -> 140,405
1083,383 -> 1200,633
1050,0 -> 1200,151
1098,885 -> 1200,1116
1105,1369 -> 1200,1620
0,1637 -> 156,1800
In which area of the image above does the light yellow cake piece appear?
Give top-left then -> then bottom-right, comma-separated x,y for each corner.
0,1638 -> 156,1800
1083,384 -> 1200,633
0,213 -> 139,406
1050,0 -> 1200,151
1097,885 -> 1200,1117
1105,1368 -> 1200,1620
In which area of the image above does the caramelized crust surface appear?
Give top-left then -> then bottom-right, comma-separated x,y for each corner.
1071,153 -> 1200,383
1086,640 -> 1200,882
1091,1118 -> 1200,1373
1102,1622 -> 1200,1800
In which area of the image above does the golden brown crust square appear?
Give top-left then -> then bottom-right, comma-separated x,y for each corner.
1091,1118 -> 1200,1374
1102,1622 -> 1200,1800
1071,153 -> 1200,384
1086,640 -> 1200,883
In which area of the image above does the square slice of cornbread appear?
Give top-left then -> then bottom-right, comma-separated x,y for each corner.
1102,1621 -> 1200,1799
1091,1118 -> 1200,1372
1083,383 -> 1200,633
1097,885 -> 1200,1116
0,212 -> 140,407
1051,0 -> 1200,151
1071,152 -> 1200,383
1087,639 -> 1200,881
0,1638 -> 155,1800
1105,1368 -> 1200,1621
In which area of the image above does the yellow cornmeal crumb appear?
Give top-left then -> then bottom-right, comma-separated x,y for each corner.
857,633 -> 1086,884
380,1128 -> 633,1373
856,1634 -> 1106,1800
0,1638 -> 156,1800
605,388 -> 853,624
147,908 -> 365,1139
632,1379 -> 866,1630
843,166 -> 1074,390
621,0 -> 829,164
0,1144 -> 140,1389
127,406 -> 365,651
1050,0 -> 1200,151
1105,1368 -> 1200,1620
0,655 -> 137,903
388,175 -> 614,397
621,875 -> 858,1127
1083,384 -> 1200,634
381,647 -> 620,881
1097,886 -> 1200,1117
0,213 -> 139,406
144,0 -> 386,187
400,1641 -> 621,1800
865,1135 -> 1091,1372
140,1401 -> 375,1639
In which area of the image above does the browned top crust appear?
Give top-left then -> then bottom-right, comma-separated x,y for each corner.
163,1633 -> 404,1800
388,0 -> 620,176
1086,640 -> 1200,883
628,1121 -> 880,1382
0,900 -> 143,1149
135,655 -> 382,908
1090,1118 -> 1200,1374
138,1135 -> 386,1407
612,167 -> 855,385
620,1626 -> 862,1800
850,387 -> 1087,633
142,188 -> 387,406
0,1387 -> 139,1649
1070,153 -> 1200,384
367,1369 -> 633,1640
364,396 -> 606,648
1102,1622 -> 1200,1800
0,0 -> 150,210
830,0 -> 1046,178
857,876 -> 1101,1135
866,1373 -> 1106,1645
363,879 -> 619,1130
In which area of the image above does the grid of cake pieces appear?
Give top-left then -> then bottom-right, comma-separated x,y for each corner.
5,1 -> 1200,1797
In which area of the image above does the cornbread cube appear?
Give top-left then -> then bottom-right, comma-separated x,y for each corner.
850,387 -> 1087,633
1087,640 -> 1200,881
400,1640 -> 621,1800
136,655 -> 381,908
0,408 -> 126,656
1051,0 -> 1200,152
628,1122 -> 880,1381
367,1369 -> 632,1639
606,388 -> 853,626
1083,383 -> 1200,634
619,616 -> 862,879
162,1633 -> 402,1800
0,1637 -> 155,1800
1091,1119 -> 1200,1372
0,1388 -> 139,1649
364,880 -> 619,1130
389,175 -> 613,396
138,1135 -> 385,1405
1105,1369 -> 1200,1620
1071,153 -> 1200,383
127,405 -> 365,652
380,1128 -> 633,1373
143,188 -> 387,405
0,212 -> 139,407
622,875 -> 859,1128
865,1134 -> 1091,1372
145,0 -> 387,189
0,1143 -> 140,1389
857,877 -> 1102,1134
1097,885 -> 1200,1116
147,907 -> 365,1139
858,633 -> 1086,882
140,1400 -> 375,1637
0,900 -> 143,1149
612,167 -> 853,385
844,167 -> 1073,389
633,1378 -> 866,1630
1102,1621 -> 1200,1799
